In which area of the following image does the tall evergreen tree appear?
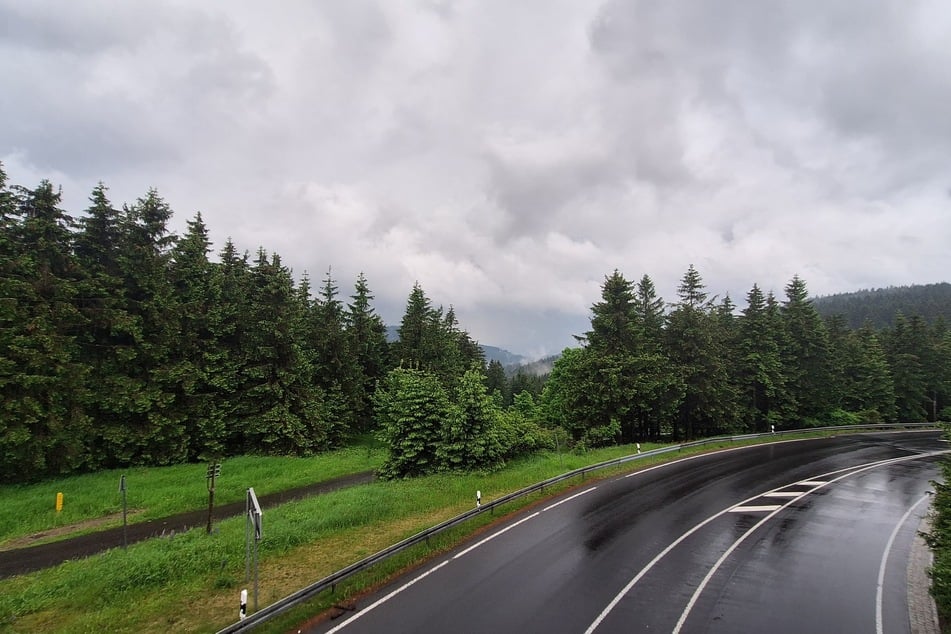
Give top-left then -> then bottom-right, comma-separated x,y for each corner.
666,265 -> 736,438
241,250 -> 329,454
633,274 -> 666,352
0,181 -> 90,479
345,272 -> 390,431
736,284 -> 785,432
307,268 -> 361,444
584,270 -> 639,353
845,324 -> 897,420
207,239 -> 253,453
779,275 -> 833,422
95,190 -> 185,466
168,213 -> 224,459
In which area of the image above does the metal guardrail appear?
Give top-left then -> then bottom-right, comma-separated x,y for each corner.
216,422 -> 941,633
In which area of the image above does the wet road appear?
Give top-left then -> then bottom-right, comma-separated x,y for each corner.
302,431 -> 945,634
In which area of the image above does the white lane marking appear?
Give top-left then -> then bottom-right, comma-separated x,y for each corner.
799,481 -> 828,486
323,482 -> 597,631
729,505 -> 783,513
875,493 -> 931,634
543,486 -> 597,511
586,450 -> 948,634
452,512 -> 541,560
762,491 -> 806,498
324,560 -> 450,634
670,452 -> 947,634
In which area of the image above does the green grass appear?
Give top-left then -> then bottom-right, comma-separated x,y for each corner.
0,444 -> 387,548
0,430 -> 918,633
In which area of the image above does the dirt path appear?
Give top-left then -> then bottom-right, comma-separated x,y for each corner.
0,470 -> 376,579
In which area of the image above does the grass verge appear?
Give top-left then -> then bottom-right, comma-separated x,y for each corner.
0,430 -> 926,633
0,445 -> 387,549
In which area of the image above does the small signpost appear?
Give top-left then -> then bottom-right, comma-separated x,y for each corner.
119,475 -> 128,549
206,463 -> 221,534
245,487 -> 263,612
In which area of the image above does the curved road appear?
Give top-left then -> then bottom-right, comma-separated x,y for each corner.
301,431 -> 945,633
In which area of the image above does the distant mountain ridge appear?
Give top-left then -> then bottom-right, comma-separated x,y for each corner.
812,282 -> 951,329
383,326 -> 525,366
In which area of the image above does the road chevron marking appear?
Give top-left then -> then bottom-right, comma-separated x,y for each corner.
670,451 -> 949,634
730,505 -> 783,512
584,450 -> 950,634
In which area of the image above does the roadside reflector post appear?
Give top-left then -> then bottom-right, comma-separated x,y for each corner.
206,463 -> 221,535
55,492 -> 63,512
245,487 -> 263,612
636,443 -> 641,454
771,424 -> 776,434
476,490 -> 481,508
119,475 -> 128,549
239,588 -> 247,620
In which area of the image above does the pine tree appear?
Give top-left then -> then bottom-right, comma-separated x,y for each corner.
736,284 -> 785,432
208,239 -> 252,453
96,190 -> 185,466
633,274 -> 666,352
779,275 -> 834,422
346,272 -> 390,431
0,181 -> 90,479
847,325 -> 897,420
168,213 -> 224,459
73,183 -> 132,470
665,265 -> 738,438
241,250 -> 329,454
584,270 -> 639,353
307,268 -> 361,444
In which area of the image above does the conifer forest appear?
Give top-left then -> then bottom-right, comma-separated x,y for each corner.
1,166 -> 948,483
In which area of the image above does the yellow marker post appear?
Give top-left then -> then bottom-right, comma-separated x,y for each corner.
56,492 -> 63,512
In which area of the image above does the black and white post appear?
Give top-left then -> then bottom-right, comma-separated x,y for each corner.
476,490 -> 481,508
239,588 -> 247,620
206,463 -> 221,534
119,475 -> 128,549
245,487 -> 263,612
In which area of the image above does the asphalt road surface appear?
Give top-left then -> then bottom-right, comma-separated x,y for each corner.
301,431 -> 945,634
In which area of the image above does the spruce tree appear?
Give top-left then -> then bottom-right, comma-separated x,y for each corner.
346,272 -> 390,431
1,181 -> 90,479
737,284 -> 785,432
779,275 -> 834,422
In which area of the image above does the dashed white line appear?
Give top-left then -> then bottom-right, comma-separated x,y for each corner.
762,491 -> 805,498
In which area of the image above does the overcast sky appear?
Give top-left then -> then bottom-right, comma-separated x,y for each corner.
2,1 -> 949,358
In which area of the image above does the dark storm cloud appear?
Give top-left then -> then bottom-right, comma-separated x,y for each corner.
2,0 -> 948,356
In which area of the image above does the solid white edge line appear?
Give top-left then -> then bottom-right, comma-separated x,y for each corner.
543,486 -> 597,511
585,450 -> 948,634
670,453 -> 947,634
876,493 -> 931,634
324,560 -> 451,634
452,512 -> 541,560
